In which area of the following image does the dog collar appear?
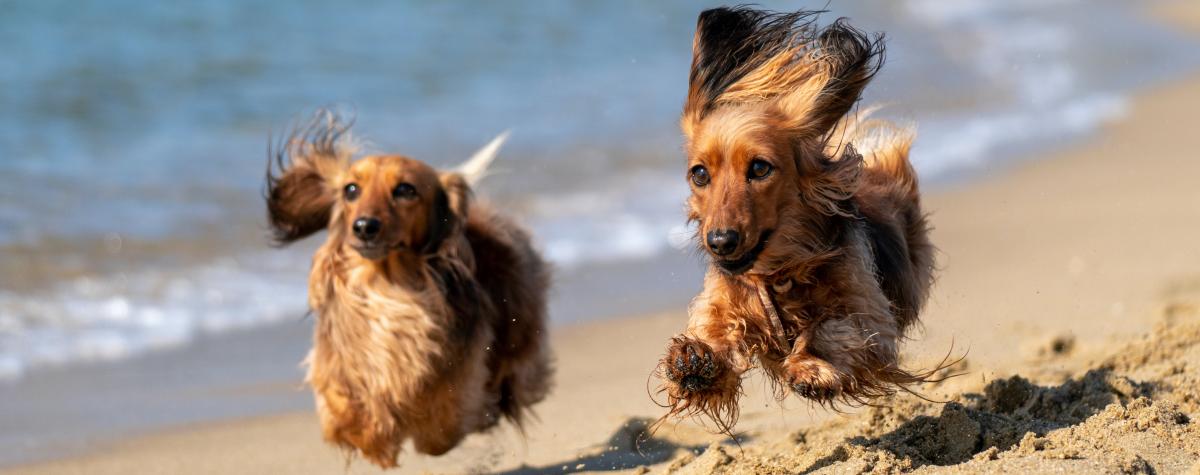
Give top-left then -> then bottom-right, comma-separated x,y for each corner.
756,281 -> 791,352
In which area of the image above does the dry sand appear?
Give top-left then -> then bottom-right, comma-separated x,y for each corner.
663,305 -> 1200,474
9,15 -> 1200,475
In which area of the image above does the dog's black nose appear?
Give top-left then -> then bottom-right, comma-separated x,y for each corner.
706,229 -> 740,256
353,217 -> 383,241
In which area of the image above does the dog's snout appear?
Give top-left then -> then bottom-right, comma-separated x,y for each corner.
353,217 -> 383,241
706,229 -> 740,256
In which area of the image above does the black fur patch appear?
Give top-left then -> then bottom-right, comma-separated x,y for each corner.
422,188 -> 454,254
861,214 -> 915,318
689,7 -> 820,117
427,255 -> 490,357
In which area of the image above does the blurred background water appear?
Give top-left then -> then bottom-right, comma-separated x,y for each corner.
1,0 -> 1198,386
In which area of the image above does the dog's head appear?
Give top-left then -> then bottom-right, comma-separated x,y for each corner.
335,155 -> 464,259
265,113 -> 471,261
681,8 -> 882,275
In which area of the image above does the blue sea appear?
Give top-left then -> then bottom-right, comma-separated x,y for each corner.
1,0 -> 1198,387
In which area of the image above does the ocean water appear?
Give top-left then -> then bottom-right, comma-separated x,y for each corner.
1,0 -> 1198,382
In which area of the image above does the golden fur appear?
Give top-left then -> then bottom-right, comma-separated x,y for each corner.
658,8 -> 939,431
266,113 -> 551,467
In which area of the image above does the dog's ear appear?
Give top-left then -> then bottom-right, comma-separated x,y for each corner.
422,132 -> 504,252
681,8 -> 883,143
683,7 -> 814,141
776,20 -> 884,141
425,172 -> 471,253
266,161 -> 335,244
684,7 -> 767,140
265,112 -> 354,244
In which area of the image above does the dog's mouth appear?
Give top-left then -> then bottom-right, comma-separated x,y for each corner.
350,241 -> 408,260
352,238 -> 418,260
352,242 -> 391,260
714,229 -> 773,275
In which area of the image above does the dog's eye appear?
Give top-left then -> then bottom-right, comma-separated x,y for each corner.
344,183 -> 360,201
690,165 -> 710,187
748,159 -> 773,180
392,183 -> 417,200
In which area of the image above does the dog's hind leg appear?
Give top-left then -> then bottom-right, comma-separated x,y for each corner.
494,342 -> 552,428
465,207 -> 553,427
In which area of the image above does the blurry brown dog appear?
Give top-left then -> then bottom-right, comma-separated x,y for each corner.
265,113 -> 551,468
658,7 -> 938,431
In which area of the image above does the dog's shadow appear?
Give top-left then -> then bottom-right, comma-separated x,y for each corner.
494,417 -> 746,475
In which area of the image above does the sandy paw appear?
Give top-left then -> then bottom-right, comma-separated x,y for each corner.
663,337 -> 726,394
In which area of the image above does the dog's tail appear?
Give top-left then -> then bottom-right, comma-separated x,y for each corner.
827,107 -> 918,196
456,131 -> 510,187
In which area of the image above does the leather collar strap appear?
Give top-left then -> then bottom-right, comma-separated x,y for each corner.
756,281 -> 791,351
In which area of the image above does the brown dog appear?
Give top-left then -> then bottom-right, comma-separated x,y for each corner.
266,113 -> 551,467
658,7 -> 938,431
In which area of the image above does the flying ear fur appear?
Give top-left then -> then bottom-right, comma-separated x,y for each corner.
265,111 -> 355,244
682,7 -> 884,143
777,19 -> 885,141
682,7 -> 819,139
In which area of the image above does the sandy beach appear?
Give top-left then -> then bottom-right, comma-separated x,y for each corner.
7,50 -> 1200,475
6,3 -> 1200,473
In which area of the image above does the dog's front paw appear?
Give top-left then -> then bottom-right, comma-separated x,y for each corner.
657,337 -> 742,427
783,355 -> 845,402
662,337 -> 728,395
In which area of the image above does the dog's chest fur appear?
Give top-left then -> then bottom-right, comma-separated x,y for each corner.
306,244 -> 472,406
729,229 -> 879,355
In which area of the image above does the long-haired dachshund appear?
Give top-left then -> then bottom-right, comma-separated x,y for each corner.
658,7 -> 938,431
265,112 -> 552,468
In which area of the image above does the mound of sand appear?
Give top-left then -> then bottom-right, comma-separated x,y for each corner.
615,304 -> 1200,474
